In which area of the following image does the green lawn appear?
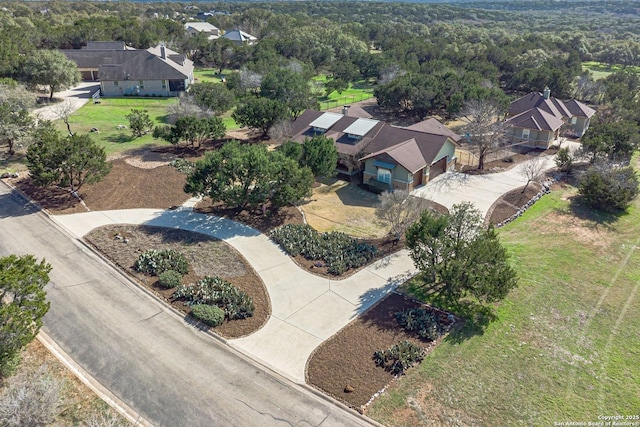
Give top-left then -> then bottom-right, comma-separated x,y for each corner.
582,61 -> 640,80
60,98 -> 177,156
193,67 -> 234,83
368,180 -> 640,425
313,75 -> 375,110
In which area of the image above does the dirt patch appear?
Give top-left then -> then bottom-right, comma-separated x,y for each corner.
460,147 -> 556,174
84,224 -> 270,339
12,159 -> 189,214
488,183 -> 542,225
307,293 -> 454,411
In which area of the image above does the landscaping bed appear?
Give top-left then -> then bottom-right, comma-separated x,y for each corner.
12,158 -> 189,214
84,224 -> 270,338
487,182 -> 542,225
307,292 -> 454,411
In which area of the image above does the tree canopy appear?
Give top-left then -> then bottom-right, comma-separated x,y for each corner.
0,255 -> 51,376
406,202 -> 518,311
21,50 -> 80,99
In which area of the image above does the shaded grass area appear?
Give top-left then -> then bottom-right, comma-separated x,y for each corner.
368,183 -> 640,425
193,67 -> 234,83
313,75 -> 375,110
58,98 -> 177,156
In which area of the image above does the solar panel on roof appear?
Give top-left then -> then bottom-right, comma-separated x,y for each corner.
343,118 -> 379,137
309,112 -> 343,130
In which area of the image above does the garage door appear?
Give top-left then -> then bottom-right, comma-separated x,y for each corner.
429,157 -> 447,180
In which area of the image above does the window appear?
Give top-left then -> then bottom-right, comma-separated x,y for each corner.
571,116 -> 577,125
161,80 -> 166,89
522,129 -> 530,140
139,80 -> 144,89
113,81 -> 119,86
377,168 -> 391,184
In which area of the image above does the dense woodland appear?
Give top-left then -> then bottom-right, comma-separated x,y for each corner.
0,0 -> 639,122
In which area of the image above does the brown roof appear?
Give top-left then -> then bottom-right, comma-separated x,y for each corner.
361,138 -> 427,173
342,105 -> 373,119
406,118 -> 461,141
509,91 -> 596,119
505,107 -> 564,132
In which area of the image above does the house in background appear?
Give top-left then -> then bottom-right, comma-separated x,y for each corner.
61,43 -> 194,97
184,22 -> 220,40
222,30 -> 258,45
505,87 -> 596,148
290,109 -> 459,192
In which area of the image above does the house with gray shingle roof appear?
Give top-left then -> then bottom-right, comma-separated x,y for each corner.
505,87 -> 596,147
222,30 -> 257,45
61,44 -> 194,97
290,110 -> 459,191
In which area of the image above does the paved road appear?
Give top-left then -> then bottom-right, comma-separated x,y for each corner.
0,182 -> 373,427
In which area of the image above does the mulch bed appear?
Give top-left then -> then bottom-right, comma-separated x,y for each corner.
84,224 -> 270,339
461,147 -> 557,175
12,159 -> 188,214
307,292 -> 454,411
487,182 -> 543,225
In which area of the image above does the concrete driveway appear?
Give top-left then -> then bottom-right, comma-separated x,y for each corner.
32,82 -> 100,121
412,142 -> 581,217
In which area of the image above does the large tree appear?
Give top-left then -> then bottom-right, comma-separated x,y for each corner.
260,68 -> 316,118
232,97 -> 288,138
188,83 -> 235,116
184,140 -> 312,211
0,83 -> 35,155
301,135 -> 338,178
21,50 -> 80,99
406,202 -> 518,310
459,98 -> 507,170
154,116 -> 226,149
26,125 -> 111,193
376,190 -> 433,241
0,255 -> 51,376
580,121 -> 640,163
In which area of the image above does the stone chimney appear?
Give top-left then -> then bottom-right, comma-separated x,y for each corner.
342,105 -> 350,116
543,86 -> 550,100
160,44 -> 166,60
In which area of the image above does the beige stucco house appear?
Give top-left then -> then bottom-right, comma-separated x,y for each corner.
184,22 -> 221,40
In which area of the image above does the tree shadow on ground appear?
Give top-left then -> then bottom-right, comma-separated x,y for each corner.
565,194 -> 625,229
106,132 -> 135,143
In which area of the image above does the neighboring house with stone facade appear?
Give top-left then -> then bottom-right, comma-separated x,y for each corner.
290,108 -> 459,192
61,43 -> 194,97
505,87 -> 596,148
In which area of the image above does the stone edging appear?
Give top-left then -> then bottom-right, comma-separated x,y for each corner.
495,177 -> 558,228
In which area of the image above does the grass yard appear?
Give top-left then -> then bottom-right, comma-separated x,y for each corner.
367,181 -> 640,425
193,67 -> 234,83
60,98 -> 177,156
582,61 -> 640,80
300,179 -> 387,238
312,75 -> 375,110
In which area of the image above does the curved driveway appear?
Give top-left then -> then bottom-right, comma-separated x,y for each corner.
0,183 -> 380,427
52,208 -> 417,382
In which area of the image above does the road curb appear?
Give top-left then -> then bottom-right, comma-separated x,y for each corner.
37,331 -> 154,427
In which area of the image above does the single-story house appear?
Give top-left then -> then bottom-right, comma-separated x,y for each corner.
290,109 -> 459,191
184,22 -> 220,40
222,30 -> 257,45
61,43 -> 194,97
505,87 -> 596,147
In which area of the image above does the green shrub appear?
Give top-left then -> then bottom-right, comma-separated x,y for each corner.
555,147 -> 574,174
373,341 -> 425,375
134,249 -> 189,276
170,158 -> 195,175
174,276 -> 254,320
157,270 -> 183,289
395,308 -> 444,341
269,224 -> 377,275
578,164 -> 639,212
191,304 -> 225,326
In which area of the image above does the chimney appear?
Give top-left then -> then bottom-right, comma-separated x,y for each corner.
160,44 -> 166,60
543,86 -> 550,100
342,105 -> 350,116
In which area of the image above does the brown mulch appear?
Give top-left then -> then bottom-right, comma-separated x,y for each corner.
487,182 -> 543,225
461,147 -> 557,175
12,159 -> 189,214
84,224 -> 270,339
307,292 -> 454,411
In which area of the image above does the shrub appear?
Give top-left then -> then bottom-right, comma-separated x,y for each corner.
269,224 -> 377,275
578,164 -> 639,212
170,158 -> 195,175
373,341 -> 425,375
157,270 -> 183,289
555,147 -> 574,174
395,308 -> 444,341
174,276 -> 254,320
134,249 -> 189,276
191,304 -> 225,326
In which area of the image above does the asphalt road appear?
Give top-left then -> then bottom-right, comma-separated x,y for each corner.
0,182 -> 373,427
